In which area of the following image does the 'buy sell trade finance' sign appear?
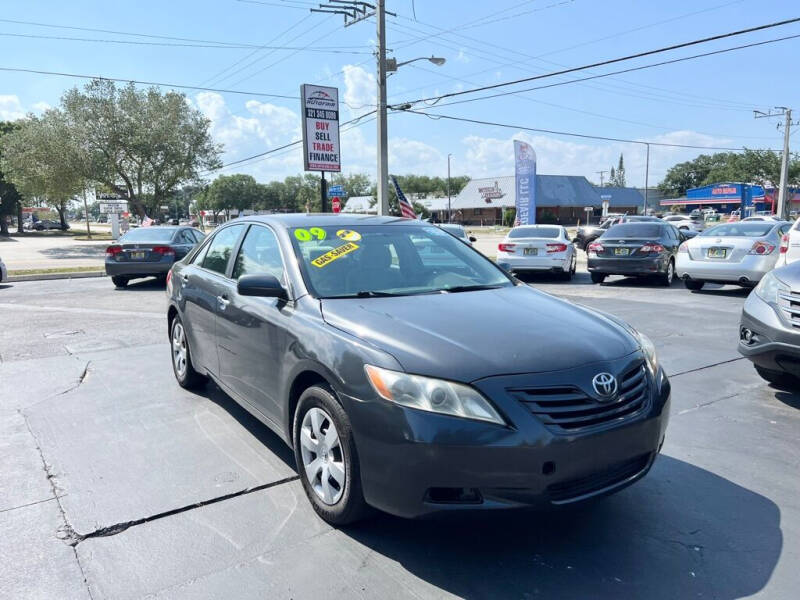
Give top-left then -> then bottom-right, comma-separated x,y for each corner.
301,84 -> 341,172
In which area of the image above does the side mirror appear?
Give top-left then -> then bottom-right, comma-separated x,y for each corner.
237,274 -> 288,300
469,236 -> 477,242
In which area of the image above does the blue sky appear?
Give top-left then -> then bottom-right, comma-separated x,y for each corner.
1,0 -> 798,187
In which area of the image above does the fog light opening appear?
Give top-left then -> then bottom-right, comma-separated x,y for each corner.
740,327 -> 754,344
542,461 -> 556,476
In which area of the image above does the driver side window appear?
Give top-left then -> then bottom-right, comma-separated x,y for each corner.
232,225 -> 285,281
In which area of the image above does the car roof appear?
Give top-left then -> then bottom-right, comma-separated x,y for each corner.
222,213 -> 425,229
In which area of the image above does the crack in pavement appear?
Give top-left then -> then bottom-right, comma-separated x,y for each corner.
73,475 -> 301,544
677,393 -> 740,416
0,494 -> 66,515
668,356 -> 745,378
57,361 -> 91,396
19,409 -> 95,600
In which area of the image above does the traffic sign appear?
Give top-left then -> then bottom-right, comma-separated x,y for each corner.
332,197 -> 341,213
327,184 -> 345,198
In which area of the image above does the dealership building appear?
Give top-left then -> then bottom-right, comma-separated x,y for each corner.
443,175 -> 645,225
660,182 -> 800,215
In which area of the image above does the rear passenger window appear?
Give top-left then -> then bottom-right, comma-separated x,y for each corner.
232,226 -> 285,281
201,225 -> 245,275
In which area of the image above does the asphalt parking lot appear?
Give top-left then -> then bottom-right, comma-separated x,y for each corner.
1,271 -> 798,599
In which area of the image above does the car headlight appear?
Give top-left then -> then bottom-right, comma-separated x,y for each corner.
633,330 -> 659,374
754,271 -> 787,305
364,365 -> 504,425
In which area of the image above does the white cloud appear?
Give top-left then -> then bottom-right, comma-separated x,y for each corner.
342,64 -> 376,117
461,130 -> 734,186
456,49 -> 470,64
32,101 -> 52,113
0,95 -> 26,120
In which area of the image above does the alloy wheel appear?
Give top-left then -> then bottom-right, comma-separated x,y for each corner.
172,321 -> 187,378
300,407 -> 345,505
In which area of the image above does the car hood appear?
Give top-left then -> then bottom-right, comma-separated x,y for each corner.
774,260 -> 800,289
320,285 -> 638,382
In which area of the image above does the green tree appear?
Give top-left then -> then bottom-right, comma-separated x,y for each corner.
0,121 -> 24,236
61,79 -> 221,218
199,174 -> 263,220
614,154 -> 626,187
0,111 -> 86,230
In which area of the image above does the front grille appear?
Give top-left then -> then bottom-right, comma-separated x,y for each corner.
778,290 -> 800,329
547,453 -> 651,503
510,362 -> 650,434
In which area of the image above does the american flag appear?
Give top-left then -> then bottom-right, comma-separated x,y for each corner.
141,216 -> 154,227
391,176 -> 417,219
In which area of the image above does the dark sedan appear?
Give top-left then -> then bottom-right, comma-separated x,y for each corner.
106,226 -> 204,288
739,260 -> 800,389
165,215 -> 670,524
574,215 -> 661,250
588,222 -> 686,285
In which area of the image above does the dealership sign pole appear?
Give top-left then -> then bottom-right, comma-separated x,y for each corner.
514,140 -> 536,225
301,84 -> 341,213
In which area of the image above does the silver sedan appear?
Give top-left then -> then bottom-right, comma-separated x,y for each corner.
676,221 -> 792,290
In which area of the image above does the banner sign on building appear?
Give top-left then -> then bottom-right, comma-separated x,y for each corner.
514,140 -> 536,225
301,84 -> 341,172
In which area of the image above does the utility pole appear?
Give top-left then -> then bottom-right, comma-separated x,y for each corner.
754,107 -> 797,220
447,153 -> 452,223
320,172 -> 328,213
596,170 -> 607,188
644,143 -> 650,215
375,0 -> 389,216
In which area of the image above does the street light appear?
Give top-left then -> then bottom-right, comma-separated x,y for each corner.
376,53 -> 446,216
447,153 -> 452,223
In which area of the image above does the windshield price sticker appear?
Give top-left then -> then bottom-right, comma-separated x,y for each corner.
311,242 -> 359,268
294,227 -> 327,242
336,229 -> 362,242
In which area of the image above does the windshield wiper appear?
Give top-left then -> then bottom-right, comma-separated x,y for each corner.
355,290 -> 405,297
441,284 -> 506,293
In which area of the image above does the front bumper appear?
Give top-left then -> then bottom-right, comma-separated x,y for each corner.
345,355 -> 671,518
587,255 -> 666,276
105,256 -> 174,278
497,253 -> 570,273
738,291 -> 800,375
676,252 -> 776,285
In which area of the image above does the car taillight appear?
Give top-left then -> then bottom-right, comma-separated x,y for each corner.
587,242 -> 603,254
749,241 -> 775,255
546,243 -> 568,253
105,245 -> 122,258
152,245 -> 176,256
779,234 -> 789,254
639,243 -> 665,253
166,270 -> 173,287
678,242 -> 688,253
498,243 -> 516,253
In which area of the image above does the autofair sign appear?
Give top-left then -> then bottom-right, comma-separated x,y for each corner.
301,84 -> 341,172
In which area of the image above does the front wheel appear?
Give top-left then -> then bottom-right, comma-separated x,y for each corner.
590,272 -> 606,284
294,385 -> 369,525
170,316 -> 207,389
755,366 -> 799,390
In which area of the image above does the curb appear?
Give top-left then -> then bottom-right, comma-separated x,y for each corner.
7,271 -> 106,283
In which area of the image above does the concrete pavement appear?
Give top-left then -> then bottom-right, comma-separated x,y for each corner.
1,274 -> 798,599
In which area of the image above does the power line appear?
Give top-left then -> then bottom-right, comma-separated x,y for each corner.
0,30 -> 371,52
0,66 -> 300,100
395,107 -> 782,152
397,16 -> 800,107
400,31 -> 800,110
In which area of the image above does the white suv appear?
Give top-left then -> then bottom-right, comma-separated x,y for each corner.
778,217 -> 800,265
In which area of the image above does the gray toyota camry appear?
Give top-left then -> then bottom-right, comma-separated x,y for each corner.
166,215 -> 670,524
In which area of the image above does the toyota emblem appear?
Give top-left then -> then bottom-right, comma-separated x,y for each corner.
592,372 -> 618,400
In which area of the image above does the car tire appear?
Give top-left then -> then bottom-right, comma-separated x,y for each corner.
659,259 -> 675,286
111,276 -> 129,288
754,366 -> 799,390
684,279 -> 704,291
590,272 -> 606,284
170,315 -> 208,390
562,254 -> 576,280
293,385 -> 369,526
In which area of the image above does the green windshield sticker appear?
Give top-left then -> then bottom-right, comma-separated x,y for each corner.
311,242 -> 360,267
294,227 -> 327,242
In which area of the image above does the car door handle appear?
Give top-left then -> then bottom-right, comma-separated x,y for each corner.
181,273 -> 189,283
217,294 -> 230,311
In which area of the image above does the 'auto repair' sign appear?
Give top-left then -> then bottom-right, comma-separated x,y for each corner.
301,84 -> 341,172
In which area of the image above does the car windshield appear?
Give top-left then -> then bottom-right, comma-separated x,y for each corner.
699,223 -> 774,237
121,228 -> 176,242
508,226 -> 560,239
289,225 -> 513,299
604,224 -> 662,238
